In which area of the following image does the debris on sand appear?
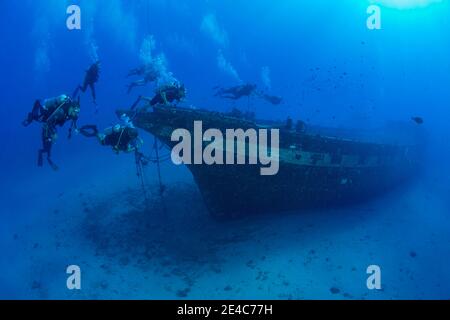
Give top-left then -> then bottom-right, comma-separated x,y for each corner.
246,260 -> 256,269
31,281 -> 41,290
176,288 -> 191,298
330,287 -> 340,294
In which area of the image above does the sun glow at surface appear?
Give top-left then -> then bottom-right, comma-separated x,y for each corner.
371,0 -> 443,9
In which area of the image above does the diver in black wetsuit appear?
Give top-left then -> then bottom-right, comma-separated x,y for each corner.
73,61 -> 100,105
80,123 -> 141,153
142,82 -> 186,106
22,100 -> 45,127
79,114 -> 149,167
215,83 -> 283,106
22,94 -> 81,170
214,83 -> 257,100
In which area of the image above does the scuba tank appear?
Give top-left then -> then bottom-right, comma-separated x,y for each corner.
102,125 -> 139,153
42,95 -> 76,125
43,95 -> 71,112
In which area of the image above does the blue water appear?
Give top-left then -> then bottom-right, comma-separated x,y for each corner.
1,0 -> 450,299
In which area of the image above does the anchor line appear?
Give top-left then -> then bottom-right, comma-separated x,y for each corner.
153,137 -> 168,215
154,138 -> 165,196
114,128 -> 126,152
136,151 -> 150,207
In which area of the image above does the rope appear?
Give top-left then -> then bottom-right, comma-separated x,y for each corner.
154,138 -> 165,196
136,152 -> 150,209
149,155 -> 171,163
153,138 -> 167,216
114,128 -> 126,152
133,137 -> 169,214
46,100 -> 68,124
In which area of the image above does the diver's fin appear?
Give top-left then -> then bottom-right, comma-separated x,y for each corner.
48,158 -> 59,171
22,117 -> 32,127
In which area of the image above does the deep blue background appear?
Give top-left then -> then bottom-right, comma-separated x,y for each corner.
1,0 -> 449,299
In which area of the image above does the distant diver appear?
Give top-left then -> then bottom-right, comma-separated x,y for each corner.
142,82 -> 187,106
73,61 -> 101,106
127,64 -> 151,77
214,84 -> 283,106
126,64 -> 160,94
22,94 -> 81,170
214,83 -> 257,100
261,93 -> 283,105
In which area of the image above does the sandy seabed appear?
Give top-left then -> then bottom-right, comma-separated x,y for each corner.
1,157 -> 449,300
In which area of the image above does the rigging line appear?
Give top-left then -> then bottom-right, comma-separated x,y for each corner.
129,98 -> 143,121
157,154 -> 172,161
147,135 -> 171,161
140,164 -> 150,208
154,138 -> 164,196
45,100 -> 68,124
150,152 -> 171,159
154,137 -> 168,216
147,151 -> 171,162
114,128 -> 126,151
149,156 -> 171,163
136,152 -> 150,208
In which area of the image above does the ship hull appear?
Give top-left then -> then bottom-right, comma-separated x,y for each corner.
188,161 -> 413,218
125,106 -> 420,218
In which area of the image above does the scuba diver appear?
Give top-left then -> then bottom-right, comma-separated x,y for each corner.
127,64 -> 150,77
79,114 -> 150,185
261,94 -> 283,105
79,116 -> 141,153
79,114 -> 149,168
215,84 -> 283,106
73,61 -> 101,106
22,94 -> 81,170
143,82 -> 186,106
214,83 -> 257,100
126,64 -> 160,94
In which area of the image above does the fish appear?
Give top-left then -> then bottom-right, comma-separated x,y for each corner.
411,117 -> 424,125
